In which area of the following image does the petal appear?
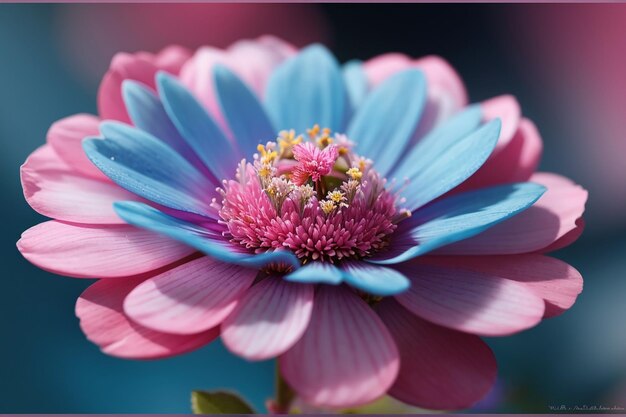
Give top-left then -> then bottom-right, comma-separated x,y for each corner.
46,114 -> 108,180
280,285 -> 399,408
221,276 -> 314,360
157,72 -> 241,180
390,105 -> 482,184
362,53 -> 412,86
363,54 -> 468,144
427,255 -> 583,318
341,262 -> 410,296
76,276 -> 218,359
408,55 -> 470,144
139,45 -> 192,74
540,217 -> 585,253
439,172 -> 588,254
371,182 -> 546,265
179,37 -> 294,122
21,145 -> 141,224
214,65 -> 276,151
114,201 -> 300,270
378,299 -> 497,410
394,260 -> 545,336
17,221 -> 195,278
481,95 -> 521,151
342,60 -> 368,111
121,80 -> 217,181
97,52 -> 160,123
402,119 -> 502,211
457,117 -> 543,191
284,262 -> 343,285
265,44 -> 346,133
84,122 -> 215,216
124,257 -> 256,335
347,69 -> 426,176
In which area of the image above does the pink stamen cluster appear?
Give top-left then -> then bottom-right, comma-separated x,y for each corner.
291,142 -> 339,186
215,129 -> 407,263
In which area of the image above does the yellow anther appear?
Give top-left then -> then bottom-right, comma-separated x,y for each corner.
346,167 -> 363,181
257,143 -> 277,164
327,190 -> 345,204
322,127 -> 331,136
258,163 -> 273,179
307,124 -> 320,139
278,130 -> 302,153
318,135 -> 333,148
320,200 -> 336,214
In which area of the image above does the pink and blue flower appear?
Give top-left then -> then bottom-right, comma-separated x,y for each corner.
18,37 -> 587,410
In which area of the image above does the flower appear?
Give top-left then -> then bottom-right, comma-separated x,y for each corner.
18,37 -> 587,411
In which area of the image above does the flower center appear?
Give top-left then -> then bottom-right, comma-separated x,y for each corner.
215,126 -> 410,264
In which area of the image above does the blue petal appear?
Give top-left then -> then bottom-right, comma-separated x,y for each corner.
83,122 -> 214,216
390,105 -> 482,183
214,65 -> 276,152
401,118 -> 501,211
369,182 -> 546,265
342,60 -> 368,112
114,201 -> 301,270
156,72 -> 240,180
122,80 -> 216,181
341,262 -> 410,296
347,69 -> 426,176
265,44 -> 346,133
284,262 -> 343,285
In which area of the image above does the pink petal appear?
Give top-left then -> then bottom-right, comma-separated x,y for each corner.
137,45 -> 192,75
123,257 -> 256,335
481,95 -> 521,151
17,221 -> 195,278
98,52 -> 161,123
362,53 -> 413,86
456,118 -> 543,192
440,172 -> 588,254
179,36 -> 294,124
394,260 -> 545,336
378,299 -> 497,410
280,285 -> 399,408
21,145 -> 140,224
76,276 -> 218,359
46,114 -> 109,181
540,217 -> 585,253
424,255 -> 583,318
221,276 -> 314,360
410,55 -> 469,140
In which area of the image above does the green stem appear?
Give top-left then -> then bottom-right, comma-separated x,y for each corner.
275,363 -> 295,414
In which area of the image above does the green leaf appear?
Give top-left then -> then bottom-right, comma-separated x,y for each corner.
191,390 -> 256,414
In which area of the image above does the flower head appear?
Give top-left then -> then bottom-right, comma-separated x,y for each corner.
18,38 -> 587,412
291,141 -> 339,185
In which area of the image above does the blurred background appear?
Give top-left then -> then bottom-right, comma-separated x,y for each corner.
0,3 -> 624,413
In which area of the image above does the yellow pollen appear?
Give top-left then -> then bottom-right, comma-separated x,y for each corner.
257,144 -> 278,164
327,190 -> 345,204
307,124 -> 320,139
277,130 -> 302,153
320,200 -> 336,214
346,167 -> 362,181
258,163 -> 273,179
318,135 -> 333,148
